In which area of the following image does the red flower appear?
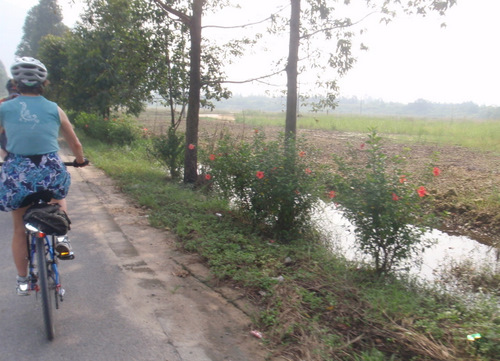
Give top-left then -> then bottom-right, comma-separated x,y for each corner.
392,192 -> 400,201
328,190 -> 336,199
360,143 -> 365,149
256,171 -> 265,179
417,186 -> 427,197
209,154 -> 216,161
399,175 -> 407,183
205,174 -> 212,180
433,167 -> 441,176
188,144 -> 195,150
254,128 -> 259,133
305,168 -> 312,174
299,151 -> 306,157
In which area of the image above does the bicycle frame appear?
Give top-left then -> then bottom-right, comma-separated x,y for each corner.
25,223 -> 64,340
25,227 -> 63,303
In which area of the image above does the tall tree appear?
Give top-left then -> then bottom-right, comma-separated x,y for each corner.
285,0 -> 300,139
281,0 -> 457,140
41,0 -> 163,116
152,0 -> 232,184
16,0 -> 68,57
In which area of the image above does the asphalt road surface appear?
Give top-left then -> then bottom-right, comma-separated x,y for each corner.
0,152 -> 272,361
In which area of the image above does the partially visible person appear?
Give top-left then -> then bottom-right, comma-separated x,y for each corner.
0,57 -> 88,296
0,79 -> 19,159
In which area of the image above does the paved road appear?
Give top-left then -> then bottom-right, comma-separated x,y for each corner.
0,153 -> 272,361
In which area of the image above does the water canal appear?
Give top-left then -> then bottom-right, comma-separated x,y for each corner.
315,203 -> 499,284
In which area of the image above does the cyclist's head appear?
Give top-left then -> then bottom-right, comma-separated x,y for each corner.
10,57 -> 48,91
6,79 -> 17,94
5,79 -> 17,94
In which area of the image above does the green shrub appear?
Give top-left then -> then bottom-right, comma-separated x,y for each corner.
147,126 -> 185,179
107,115 -> 142,145
202,130 -> 328,240
73,112 -> 108,140
332,129 -> 437,274
73,112 -> 141,145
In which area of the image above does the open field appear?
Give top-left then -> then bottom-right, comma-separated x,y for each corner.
140,108 -> 500,248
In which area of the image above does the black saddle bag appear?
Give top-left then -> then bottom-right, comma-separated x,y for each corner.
23,203 -> 71,236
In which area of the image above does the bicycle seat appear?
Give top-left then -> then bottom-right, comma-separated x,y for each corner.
20,190 -> 55,208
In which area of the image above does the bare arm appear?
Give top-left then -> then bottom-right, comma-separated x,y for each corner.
59,107 -> 85,164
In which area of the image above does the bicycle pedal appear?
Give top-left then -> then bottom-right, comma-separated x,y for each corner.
57,251 -> 75,260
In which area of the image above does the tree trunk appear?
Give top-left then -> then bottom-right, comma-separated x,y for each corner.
183,0 -> 203,184
277,0 -> 301,239
285,0 -> 300,141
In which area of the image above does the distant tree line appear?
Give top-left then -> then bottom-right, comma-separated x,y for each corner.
213,95 -> 500,119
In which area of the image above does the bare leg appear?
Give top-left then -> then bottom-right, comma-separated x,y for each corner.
12,207 -> 29,277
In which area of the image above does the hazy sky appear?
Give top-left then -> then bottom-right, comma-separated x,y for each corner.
1,0 -> 498,106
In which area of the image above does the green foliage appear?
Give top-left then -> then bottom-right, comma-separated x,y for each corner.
16,0 -> 68,57
147,126 -> 185,179
332,130 -> 436,274
73,112 -> 142,145
38,33 -> 71,104
38,0 -> 162,116
353,348 -> 396,361
202,131 -> 328,240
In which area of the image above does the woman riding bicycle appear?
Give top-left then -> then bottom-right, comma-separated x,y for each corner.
0,57 -> 88,295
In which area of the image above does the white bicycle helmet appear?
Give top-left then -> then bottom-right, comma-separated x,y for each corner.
10,57 -> 48,86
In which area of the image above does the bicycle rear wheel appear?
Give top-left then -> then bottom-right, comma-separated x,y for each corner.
36,236 -> 55,340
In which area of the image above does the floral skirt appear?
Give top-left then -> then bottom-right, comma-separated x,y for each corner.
0,153 -> 71,211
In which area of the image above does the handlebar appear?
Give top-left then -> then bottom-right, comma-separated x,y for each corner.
0,158 -> 89,167
67,158 -> 90,167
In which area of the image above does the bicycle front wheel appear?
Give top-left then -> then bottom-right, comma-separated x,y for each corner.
36,236 -> 55,341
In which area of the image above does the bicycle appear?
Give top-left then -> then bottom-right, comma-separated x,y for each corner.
0,159 -> 86,341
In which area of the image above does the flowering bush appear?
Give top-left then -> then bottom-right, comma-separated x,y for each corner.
73,112 -> 141,145
202,131 -> 328,240
73,112 -> 107,140
107,115 -> 142,145
332,130 -> 437,274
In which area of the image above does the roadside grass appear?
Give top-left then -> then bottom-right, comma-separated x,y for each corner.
233,111 -> 500,153
81,134 -> 499,361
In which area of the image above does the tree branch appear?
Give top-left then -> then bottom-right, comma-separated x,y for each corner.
300,11 -> 378,41
203,4 -> 288,30
203,15 -> 273,29
152,0 -> 190,24
204,68 -> 285,86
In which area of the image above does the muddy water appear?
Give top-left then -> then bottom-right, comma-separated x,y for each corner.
314,203 -> 499,281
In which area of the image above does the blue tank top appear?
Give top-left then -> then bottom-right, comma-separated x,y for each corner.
0,95 -> 60,155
